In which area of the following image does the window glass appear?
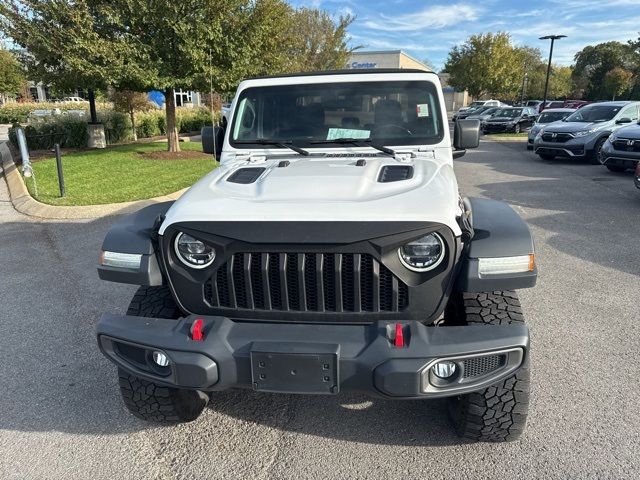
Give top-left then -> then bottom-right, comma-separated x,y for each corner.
230,81 -> 444,147
565,105 -> 621,122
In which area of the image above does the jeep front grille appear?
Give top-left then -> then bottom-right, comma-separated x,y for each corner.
205,253 -> 409,313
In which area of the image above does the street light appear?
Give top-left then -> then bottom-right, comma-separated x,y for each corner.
539,35 -> 566,111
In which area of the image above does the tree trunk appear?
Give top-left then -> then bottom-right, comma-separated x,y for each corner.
165,87 -> 180,152
129,108 -> 137,141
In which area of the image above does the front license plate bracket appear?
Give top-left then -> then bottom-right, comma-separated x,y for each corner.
250,343 -> 339,395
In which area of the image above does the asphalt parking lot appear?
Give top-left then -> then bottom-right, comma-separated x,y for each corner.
1,138 -> 639,479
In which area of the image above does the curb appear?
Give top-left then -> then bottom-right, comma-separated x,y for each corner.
0,142 -> 186,220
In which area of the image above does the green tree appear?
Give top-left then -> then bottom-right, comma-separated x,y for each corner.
444,33 -> 524,99
572,41 -> 635,100
603,67 -> 633,100
0,47 -> 26,101
285,8 -> 357,72
111,90 -> 153,141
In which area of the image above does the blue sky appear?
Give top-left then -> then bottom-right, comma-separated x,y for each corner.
289,0 -> 640,70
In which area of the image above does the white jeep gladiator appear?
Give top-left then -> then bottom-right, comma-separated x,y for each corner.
97,69 -> 536,442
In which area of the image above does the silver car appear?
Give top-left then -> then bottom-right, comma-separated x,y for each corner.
527,108 -> 575,150
533,101 -> 640,164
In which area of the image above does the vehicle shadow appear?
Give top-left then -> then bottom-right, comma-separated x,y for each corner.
205,388 -> 464,447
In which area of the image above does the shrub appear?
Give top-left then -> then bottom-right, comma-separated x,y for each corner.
135,110 -> 164,138
0,101 -> 112,123
100,111 -> 132,144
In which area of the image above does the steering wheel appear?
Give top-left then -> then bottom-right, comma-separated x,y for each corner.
374,124 -> 413,136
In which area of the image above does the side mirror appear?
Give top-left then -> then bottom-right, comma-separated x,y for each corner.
615,117 -> 632,124
453,119 -> 480,155
201,125 -> 225,160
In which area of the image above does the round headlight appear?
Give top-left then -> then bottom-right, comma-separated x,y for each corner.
398,233 -> 445,272
174,232 -> 215,268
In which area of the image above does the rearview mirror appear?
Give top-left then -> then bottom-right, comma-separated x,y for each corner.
616,117 -> 632,124
453,119 -> 481,153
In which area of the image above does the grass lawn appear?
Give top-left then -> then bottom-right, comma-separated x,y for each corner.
24,141 -> 217,206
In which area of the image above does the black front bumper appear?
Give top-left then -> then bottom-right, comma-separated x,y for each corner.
97,314 -> 529,399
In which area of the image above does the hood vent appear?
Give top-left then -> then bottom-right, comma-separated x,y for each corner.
378,165 -> 414,183
227,167 -> 266,184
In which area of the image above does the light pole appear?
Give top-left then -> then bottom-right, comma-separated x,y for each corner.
539,35 -> 566,110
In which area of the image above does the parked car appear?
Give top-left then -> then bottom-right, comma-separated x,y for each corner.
466,106 -> 500,123
28,108 -> 61,121
482,107 -> 538,134
526,100 -> 544,112
600,121 -> 640,172
540,101 -> 565,111
527,108 -> 575,150
533,101 -> 640,164
452,99 -> 502,121
563,100 -> 589,109
455,105 -> 495,121
96,69 -> 537,443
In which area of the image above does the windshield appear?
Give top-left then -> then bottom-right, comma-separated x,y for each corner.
538,111 -> 570,123
491,108 -> 522,118
468,101 -> 485,108
230,80 -> 444,148
526,101 -> 540,106
564,105 -> 621,123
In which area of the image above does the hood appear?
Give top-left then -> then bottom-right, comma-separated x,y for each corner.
542,121 -> 607,133
612,123 -> 640,139
160,153 -> 462,235
486,117 -> 517,123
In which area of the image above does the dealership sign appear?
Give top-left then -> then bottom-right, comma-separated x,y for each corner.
350,61 -> 377,69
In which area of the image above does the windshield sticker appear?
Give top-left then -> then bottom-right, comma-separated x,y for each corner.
326,128 -> 370,140
416,104 -> 430,117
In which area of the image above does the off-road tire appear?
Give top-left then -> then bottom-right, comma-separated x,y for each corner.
118,369 -> 209,423
126,285 -> 183,319
605,164 -> 627,173
538,153 -> 555,160
118,285 -> 208,423
445,291 -> 530,442
588,137 -> 607,165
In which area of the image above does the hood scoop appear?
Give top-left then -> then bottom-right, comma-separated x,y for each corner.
227,167 -> 266,184
378,165 -> 414,183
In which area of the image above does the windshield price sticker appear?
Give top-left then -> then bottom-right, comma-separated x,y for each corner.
416,104 -> 430,117
326,128 -> 371,140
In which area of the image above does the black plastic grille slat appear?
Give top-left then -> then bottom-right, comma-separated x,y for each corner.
463,355 -> 507,378
378,165 -> 414,183
613,139 -> 640,152
206,253 -> 408,315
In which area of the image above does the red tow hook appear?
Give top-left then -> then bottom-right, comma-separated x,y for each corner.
394,323 -> 405,348
190,318 -> 205,341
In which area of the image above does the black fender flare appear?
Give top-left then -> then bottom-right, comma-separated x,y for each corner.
97,202 -> 174,285
455,197 -> 537,292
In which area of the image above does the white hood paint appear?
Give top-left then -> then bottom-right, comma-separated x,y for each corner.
160,150 -> 462,236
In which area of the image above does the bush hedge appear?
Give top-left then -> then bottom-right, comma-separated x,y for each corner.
9,107 -> 218,150
0,101 -> 112,123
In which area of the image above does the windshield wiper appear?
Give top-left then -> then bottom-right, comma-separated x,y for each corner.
310,138 -> 395,156
234,139 -> 309,156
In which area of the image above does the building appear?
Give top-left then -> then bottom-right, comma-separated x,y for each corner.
346,50 -> 430,71
345,51 -> 469,112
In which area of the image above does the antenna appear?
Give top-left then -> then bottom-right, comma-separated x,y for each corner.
209,48 -> 217,162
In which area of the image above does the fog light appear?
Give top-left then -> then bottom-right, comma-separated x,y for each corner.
152,351 -> 170,367
432,361 -> 457,379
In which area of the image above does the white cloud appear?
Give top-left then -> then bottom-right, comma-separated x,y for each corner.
362,4 -> 480,32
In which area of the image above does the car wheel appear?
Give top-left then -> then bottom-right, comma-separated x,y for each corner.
513,124 -> 521,134
526,145 -> 533,150
605,165 -> 628,173
444,291 -> 530,442
117,286 -> 209,423
588,137 -> 608,165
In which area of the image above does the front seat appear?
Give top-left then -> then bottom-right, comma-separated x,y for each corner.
372,99 -> 409,137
